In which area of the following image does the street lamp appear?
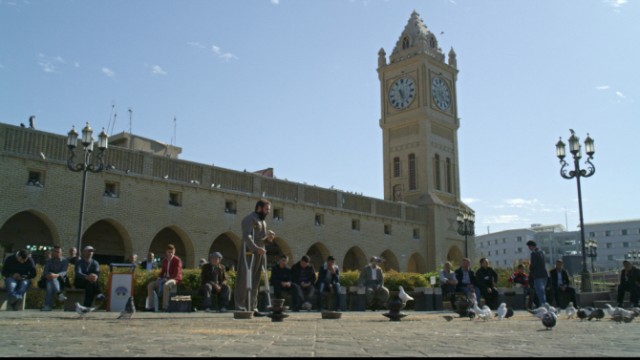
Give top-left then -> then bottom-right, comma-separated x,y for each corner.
457,211 -> 475,258
556,129 -> 595,292
586,239 -> 598,273
67,122 -> 108,253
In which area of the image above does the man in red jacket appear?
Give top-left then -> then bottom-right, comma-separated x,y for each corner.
146,244 -> 183,311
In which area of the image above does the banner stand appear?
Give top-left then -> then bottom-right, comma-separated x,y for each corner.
107,263 -> 136,312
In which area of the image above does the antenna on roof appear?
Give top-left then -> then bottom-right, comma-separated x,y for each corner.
110,112 -> 117,136
128,107 -> 133,134
171,116 -> 177,146
106,103 -> 115,136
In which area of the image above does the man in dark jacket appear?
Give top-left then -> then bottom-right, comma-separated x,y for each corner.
475,258 -> 499,310
527,240 -> 548,308
74,246 -> 105,307
2,249 -> 36,309
200,252 -> 230,312
291,255 -> 316,311
617,260 -> 640,307
548,259 -> 576,309
317,255 -> 341,311
269,255 -> 292,301
455,257 -> 480,302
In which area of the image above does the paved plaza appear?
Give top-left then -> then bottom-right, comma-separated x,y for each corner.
0,309 -> 638,357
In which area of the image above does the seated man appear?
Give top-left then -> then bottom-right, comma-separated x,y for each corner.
439,261 -> 458,309
617,260 -> 640,308
475,258 -> 499,310
358,256 -> 390,311
40,245 -> 69,311
74,246 -> 105,307
291,255 -> 316,311
270,255 -> 293,301
548,259 -> 577,309
2,249 -> 36,310
146,244 -> 183,311
140,252 -> 158,272
509,264 -> 532,308
200,252 -> 230,312
316,255 -> 341,312
455,257 -> 481,303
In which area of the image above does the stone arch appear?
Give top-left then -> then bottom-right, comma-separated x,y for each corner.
82,218 -> 132,266
149,225 -> 195,268
343,246 -> 367,272
380,250 -> 399,272
407,252 -> 427,273
305,242 -> 330,270
0,210 -> 59,264
209,231 -> 241,272
265,237 -> 293,268
447,245 -> 463,266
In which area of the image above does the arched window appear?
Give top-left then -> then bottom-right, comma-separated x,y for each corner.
393,157 -> 400,177
402,36 -> 410,50
408,154 -> 416,190
434,154 -> 441,190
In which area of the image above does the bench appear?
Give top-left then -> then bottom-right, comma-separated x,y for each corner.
0,288 -> 27,311
63,288 -> 86,311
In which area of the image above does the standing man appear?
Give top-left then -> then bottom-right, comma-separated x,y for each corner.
548,259 -> 577,309
200,252 -> 230,312
291,255 -> 317,311
146,244 -> 182,311
74,246 -> 105,307
2,249 -> 36,310
527,240 -> 549,308
358,256 -> 390,311
234,199 -> 276,312
617,260 -> 640,308
317,255 -> 341,312
41,246 -> 68,311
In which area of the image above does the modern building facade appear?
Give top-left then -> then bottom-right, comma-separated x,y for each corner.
0,11 -> 472,272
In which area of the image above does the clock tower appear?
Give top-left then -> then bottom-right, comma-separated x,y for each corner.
378,11 -> 472,264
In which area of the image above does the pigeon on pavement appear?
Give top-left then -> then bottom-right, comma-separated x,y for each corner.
565,302 -> 577,319
529,306 -> 549,319
542,312 -> 557,330
117,296 -> 136,320
496,303 -> 508,320
604,304 -> 616,317
443,315 -> 454,322
398,285 -> 414,304
75,302 -> 97,318
588,308 -> 605,321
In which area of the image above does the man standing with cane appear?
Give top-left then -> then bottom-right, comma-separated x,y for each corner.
234,199 -> 276,314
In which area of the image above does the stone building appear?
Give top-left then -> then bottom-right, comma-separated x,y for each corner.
0,11 -> 472,272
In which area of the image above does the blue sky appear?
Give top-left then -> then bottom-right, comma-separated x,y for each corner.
1,0 -> 638,234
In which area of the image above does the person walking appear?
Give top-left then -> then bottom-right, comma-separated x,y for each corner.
234,199 -> 276,313
527,240 -> 549,308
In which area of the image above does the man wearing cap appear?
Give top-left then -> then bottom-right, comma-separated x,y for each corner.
317,255 -> 341,312
548,259 -> 576,309
291,255 -> 317,311
234,199 -> 276,312
200,252 -> 230,312
358,256 -> 389,311
74,245 -> 105,307
2,249 -> 36,310
527,240 -> 548,308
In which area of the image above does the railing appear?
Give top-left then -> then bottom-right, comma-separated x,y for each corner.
571,270 -> 619,293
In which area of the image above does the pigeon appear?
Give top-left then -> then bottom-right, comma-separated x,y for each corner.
604,303 -> 616,317
398,285 -> 414,304
529,306 -> 549,319
75,302 -> 97,318
117,296 -> 136,320
496,303 -> 508,320
542,312 -> 557,330
565,302 -> 577,319
577,307 -> 592,321
544,302 -> 559,315
588,308 -> 605,321
471,301 -> 492,321
505,307 -> 514,319
443,315 -> 454,322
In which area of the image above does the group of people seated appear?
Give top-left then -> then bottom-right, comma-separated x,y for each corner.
439,257 -> 500,310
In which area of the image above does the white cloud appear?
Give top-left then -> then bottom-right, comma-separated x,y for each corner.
101,67 -> 115,77
462,197 -> 480,204
188,41 -> 205,49
54,56 -> 65,63
219,52 -> 239,61
211,44 -> 238,61
604,0 -> 628,8
498,198 -> 540,209
151,65 -> 167,75
37,53 -> 57,73
271,0 -> 280,4
483,214 -> 523,225
595,85 -> 609,90
212,45 -> 221,55
616,91 -> 626,99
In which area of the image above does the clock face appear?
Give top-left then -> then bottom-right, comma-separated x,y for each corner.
388,77 -> 416,110
431,76 -> 451,110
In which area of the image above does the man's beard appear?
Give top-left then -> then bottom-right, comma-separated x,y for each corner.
256,210 -> 267,221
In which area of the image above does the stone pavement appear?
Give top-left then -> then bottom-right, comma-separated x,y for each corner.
0,309 -> 638,357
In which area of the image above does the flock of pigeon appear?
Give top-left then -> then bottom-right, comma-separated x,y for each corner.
75,296 -> 135,320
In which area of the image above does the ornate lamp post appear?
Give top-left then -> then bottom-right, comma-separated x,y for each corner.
586,239 -> 598,273
457,211 -> 475,258
67,122 -> 108,253
556,129 -> 595,292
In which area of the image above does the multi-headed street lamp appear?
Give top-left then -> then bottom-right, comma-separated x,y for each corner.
67,122 -> 108,253
556,129 -> 595,292
457,211 -> 475,258
586,239 -> 598,273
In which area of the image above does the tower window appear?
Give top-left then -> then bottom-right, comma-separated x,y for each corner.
352,219 -> 360,231
402,36 -> 410,49
384,224 -> 392,235
408,154 -> 416,190
446,157 -> 452,193
104,182 -> 118,197
27,170 -> 44,187
413,228 -> 420,239
169,191 -> 182,207
273,207 -> 283,221
393,157 -> 401,177
434,154 -> 441,190
224,200 -> 237,214
315,214 -> 324,226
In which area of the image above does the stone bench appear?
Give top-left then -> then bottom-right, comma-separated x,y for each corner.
63,288 -> 86,311
0,288 -> 27,311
